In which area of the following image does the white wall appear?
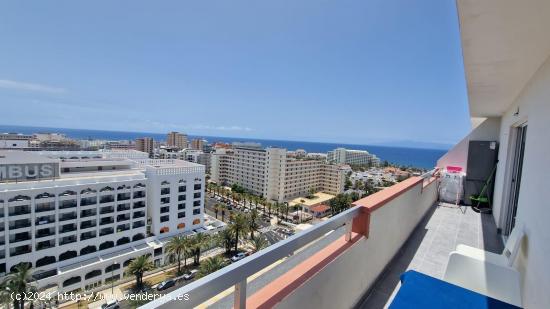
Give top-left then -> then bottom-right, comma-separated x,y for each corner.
276,179 -> 438,309
437,117 -> 501,171
492,55 -> 550,308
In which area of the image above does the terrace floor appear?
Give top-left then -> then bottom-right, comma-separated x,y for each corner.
357,202 -> 504,309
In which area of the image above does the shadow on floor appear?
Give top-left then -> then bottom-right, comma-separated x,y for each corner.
355,203 -> 503,309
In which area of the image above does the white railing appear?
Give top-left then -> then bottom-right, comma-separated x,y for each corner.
140,206 -> 362,309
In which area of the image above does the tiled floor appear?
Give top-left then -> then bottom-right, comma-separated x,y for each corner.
356,203 -> 504,309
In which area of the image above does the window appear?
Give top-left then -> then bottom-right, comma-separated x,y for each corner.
161,197 -> 170,204
193,192 -> 201,199
178,186 -> 186,193
178,212 -> 186,218
178,203 -> 185,210
177,223 -> 185,229
160,206 -> 169,214
193,200 -> 201,207
161,188 -> 170,195
160,215 -> 169,223
193,209 -> 201,215
194,184 -> 201,190
178,195 -> 186,201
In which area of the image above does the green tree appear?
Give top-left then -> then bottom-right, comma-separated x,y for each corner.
329,194 -> 353,215
127,255 -> 154,290
198,256 -> 226,278
165,235 -> 189,274
251,235 -> 268,253
190,233 -> 210,265
217,228 -> 234,253
3,263 -> 34,309
230,213 -> 249,252
247,209 -> 260,240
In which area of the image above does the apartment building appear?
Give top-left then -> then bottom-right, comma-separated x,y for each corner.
190,138 -> 206,151
166,132 -> 187,150
211,146 -> 349,201
327,147 -> 380,167
0,150 -> 205,293
135,137 -> 154,155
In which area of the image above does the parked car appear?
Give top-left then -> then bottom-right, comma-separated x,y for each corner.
156,279 -> 176,291
101,300 -> 120,309
231,252 -> 247,262
183,269 -> 198,280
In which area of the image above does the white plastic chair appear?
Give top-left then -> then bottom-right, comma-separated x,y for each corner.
455,223 -> 524,267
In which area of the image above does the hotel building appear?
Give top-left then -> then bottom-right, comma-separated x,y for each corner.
166,132 -> 188,150
327,147 -> 380,167
211,146 -> 350,202
135,137 -> 154,156
0,150 -> 205,293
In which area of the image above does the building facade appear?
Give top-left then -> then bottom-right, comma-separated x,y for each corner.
327,148 -> 380,167
0,150 -> 205,294
211,146 -> 349,201
135,137 -> 154,155
166,132 -> 188,150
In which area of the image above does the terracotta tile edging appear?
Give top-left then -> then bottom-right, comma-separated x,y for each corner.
352,176 -> 423,212
245,233 -> 364,309
245,177 -> 426,309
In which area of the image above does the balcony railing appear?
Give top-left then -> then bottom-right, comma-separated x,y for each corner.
141,171 -> 438,309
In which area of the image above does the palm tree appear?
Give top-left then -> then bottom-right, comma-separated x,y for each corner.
230,213 -> 249,252
4,263 -> 33,309
247,209 -> 260,240
190,233 -> 210,265
213,203 -> 221,220
165,235 -> 188,274
217,228 -> 234,253
127,255 -> 154,289
220,204 -> 227,222
251,235 -> 268,253
198,256 -> 226,278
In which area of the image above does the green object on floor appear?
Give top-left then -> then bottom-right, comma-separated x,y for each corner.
471,163 -> 498,211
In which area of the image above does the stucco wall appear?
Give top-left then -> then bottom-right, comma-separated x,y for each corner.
493,55 -> 550,308
276,180 -> 438,309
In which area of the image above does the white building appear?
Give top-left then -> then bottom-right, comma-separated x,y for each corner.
0,133 -> 32,149
327,148 -> 380,167
0,150 -> 205,293
211,146 -> 350,201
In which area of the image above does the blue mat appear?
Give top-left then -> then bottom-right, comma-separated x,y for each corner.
389,270 -> 522,309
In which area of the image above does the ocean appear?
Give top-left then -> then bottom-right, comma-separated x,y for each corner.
0,125 -> 447,169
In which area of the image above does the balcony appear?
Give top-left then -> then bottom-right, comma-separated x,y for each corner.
59,200 -> 77,209
133,191 -> 146,199
8,206 -> 31,216
100,195 -> 115,204
59,224 -> 77,234
133,201 -> 146,209
59,213 -> 77,222
80,197 -> 97,207
36,239 -> 55,251
35,228 -> 56,238
117,193 -> 131,201
35,202 -> 55,213
117,203 -> 131,212
141,173 -> 470,309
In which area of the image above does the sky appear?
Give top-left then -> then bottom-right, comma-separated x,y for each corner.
0,0 -> 470,148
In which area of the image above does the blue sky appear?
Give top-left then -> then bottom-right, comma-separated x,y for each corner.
0,0 -> 470,148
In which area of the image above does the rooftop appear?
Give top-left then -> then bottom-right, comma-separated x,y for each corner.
288,192 -> 335,207
0,150 -> 58,164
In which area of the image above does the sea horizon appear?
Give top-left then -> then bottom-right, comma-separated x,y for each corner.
0,124 -> 447,169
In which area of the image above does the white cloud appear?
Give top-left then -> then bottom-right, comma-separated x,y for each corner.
0,79 -> 67,94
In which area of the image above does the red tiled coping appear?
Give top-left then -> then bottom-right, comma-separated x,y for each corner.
245,176 -> 428,308
245,233 -> 364,309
